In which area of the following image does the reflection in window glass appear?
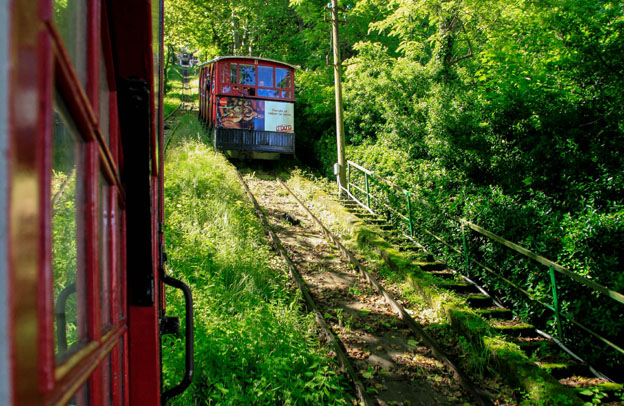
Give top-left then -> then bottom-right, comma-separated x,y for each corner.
258,88 -> 279,98
53,0 -> 87,86
100,174 -> 111,330
68,381 -> 90,406
276,68 -> 291,89
239,64 -> 255,86
258,66 -> 273,88
100,49 -> 110,145
52,94 -> 88,364
281,91 -> 292,99
230,63 -> 237,84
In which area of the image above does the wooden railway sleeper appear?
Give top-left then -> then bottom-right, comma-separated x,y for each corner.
236,172 -> 375,406
277,179 -> 492,406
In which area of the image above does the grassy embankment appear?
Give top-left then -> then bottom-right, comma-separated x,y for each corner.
160,67 -> 352,405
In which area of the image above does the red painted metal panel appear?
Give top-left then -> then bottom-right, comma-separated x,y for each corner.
128,306 -> 160,405
86,141 -> 103,406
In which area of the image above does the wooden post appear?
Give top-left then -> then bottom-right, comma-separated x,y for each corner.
330,0 -> 347,192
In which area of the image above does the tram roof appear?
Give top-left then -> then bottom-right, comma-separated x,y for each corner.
199,56 -> 299,70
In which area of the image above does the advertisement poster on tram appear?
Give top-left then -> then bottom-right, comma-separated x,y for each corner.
264,101 -> 294,133
216,97 -> 294,133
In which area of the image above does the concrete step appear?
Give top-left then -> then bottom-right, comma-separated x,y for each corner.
441,282 -> 480,294
429,270 -> 456,280
475,307 -> 514,320
491,322 -> 537,338
416,261 -> 447,272
514,338 -> 553,357
538,362 -> 591,379
465,294 -> 493,308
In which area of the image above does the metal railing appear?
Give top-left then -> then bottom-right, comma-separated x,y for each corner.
342,160 -> 624,357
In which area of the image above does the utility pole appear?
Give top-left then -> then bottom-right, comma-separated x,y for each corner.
328,0 -> 347,193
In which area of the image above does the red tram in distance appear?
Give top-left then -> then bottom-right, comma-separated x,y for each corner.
199,57 -> 296,160
2,0 -> 192,405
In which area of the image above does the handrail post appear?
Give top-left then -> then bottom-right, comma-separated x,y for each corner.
405,190 -> 413,237
348,162 -> 351,195
549,267 -> 564,342
461,222 -> 470,276
365,172 -> 371,210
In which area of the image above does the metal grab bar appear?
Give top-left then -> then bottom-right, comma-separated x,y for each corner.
54,282 -> 76,353
161,269 -> 194,404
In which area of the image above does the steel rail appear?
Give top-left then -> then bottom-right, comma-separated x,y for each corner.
279,179 -> 492,406
237,172 -> 375,406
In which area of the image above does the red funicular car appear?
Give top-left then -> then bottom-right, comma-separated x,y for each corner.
199,56 -> 296,160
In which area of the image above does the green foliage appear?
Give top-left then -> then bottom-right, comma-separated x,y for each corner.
163,0 -> 624,371
162,132 -> 351,404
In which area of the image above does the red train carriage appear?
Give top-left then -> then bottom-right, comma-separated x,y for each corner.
1,0 -> 192,404
199,56 -> 296,160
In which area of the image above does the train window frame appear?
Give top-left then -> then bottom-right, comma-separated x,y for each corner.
216,60 -> 295,102
41,0 -> 129,404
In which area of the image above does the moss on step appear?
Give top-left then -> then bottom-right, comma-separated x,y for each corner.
361,233 -> 584,406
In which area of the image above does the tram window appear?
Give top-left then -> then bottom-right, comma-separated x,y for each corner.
258,88 -> 279,98
258,66 -> 273,88
239,64 -> 256,86
100,174 -> 111,331
68,381 -> 90,406
100,50 -> 110,145
51,94 -> 88,364
230,63 -> 237,85
53,0 -> 87,86
276,68 -> 291,89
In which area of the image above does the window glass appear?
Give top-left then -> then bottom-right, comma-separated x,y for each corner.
239,64 -> 255,86
258,88 -> 279,98
230,63 -> 237,84
281,91 -> 292,99
276,68 -> 291,89
100,50 -> 110,145
100,174 -> 111,330
258,66 -> 273,88
52,94 -> 88,364
53,0 -> 87,86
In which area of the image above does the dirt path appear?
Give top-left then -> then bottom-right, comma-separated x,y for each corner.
245,173 -> 474,406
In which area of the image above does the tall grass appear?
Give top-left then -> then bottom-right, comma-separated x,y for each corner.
162,123 -> 351,405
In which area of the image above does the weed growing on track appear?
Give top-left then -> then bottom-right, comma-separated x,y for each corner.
162,133 -> 352,405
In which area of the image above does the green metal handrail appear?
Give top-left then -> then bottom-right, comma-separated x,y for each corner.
344,160 -> 624,356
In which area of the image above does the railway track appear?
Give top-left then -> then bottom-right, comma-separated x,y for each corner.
164,66 -> 195,153
237,169 -> 493,406
338,198 -> 624,405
